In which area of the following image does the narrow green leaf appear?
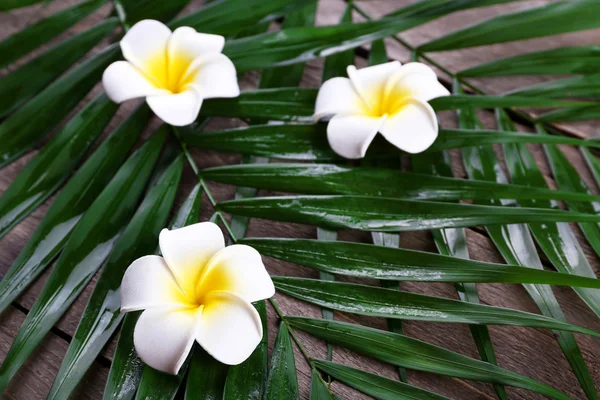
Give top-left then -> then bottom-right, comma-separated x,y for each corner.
0,0 -> 106,67
0,19 -> 117,118
0,105 -> 149,315
429,94 -> 592,111
222,301 -> 269,400
103,183 -> 203,400
313,361 -> 451,400
288,318 -> 571,400
184,122 -> 600,160
368,39 -> 388,67
419,0 -> 600,52
119,0 -> 191,25
413,149 -> 505,400
241,237 -> 600,288
507,74 -> 600,99
265,322 -> 298,400
202,163 -> 600,203
0,130 -> 165,393
500,115 -> 600,400
0,95 -> 117,239
316,227 -> 336,362
199,88 -> 316,121
0,0 -> 56,11
185,347 -> 228,400
385,0 -> 523,18
0,44 -> 120,168
541,127 -> 600,260
460,46 -> 600,77
135,362 -> 187,400
223,15 -> 433,72
309,369 -> 334,400
219,195 -> 600,232
274,278 -> 599,336
455,82 -> 597,400
537,104 -> 600,123
48,155 -> 183,400
171,0 -> 309,34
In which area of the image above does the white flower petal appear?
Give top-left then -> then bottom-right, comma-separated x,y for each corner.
120,19 -> 172,82
347,61 -> 402,110
167,28 -> 225,91
102,61 -> 167,103
159,222 -> 225,296
313,77 -> 365,120
197,292 -> 262,365
146,89 -> 203,126
134,306 -> 200,375
379,98 -> 438,154
120,255 -> 187,312
197,245 -> 274,303
169,27 -> 225,59
326,114 -> 386,159
385,62 -> 450,103
183,53 -> 240,99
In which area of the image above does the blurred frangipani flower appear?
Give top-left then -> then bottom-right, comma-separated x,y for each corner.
102,19 -> 240,126
314,61 -> 449,159
120,222 -> 274,374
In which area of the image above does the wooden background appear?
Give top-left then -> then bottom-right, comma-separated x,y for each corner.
1,0 -> 599,399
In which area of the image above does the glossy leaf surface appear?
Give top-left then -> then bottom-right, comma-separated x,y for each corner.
48,155 -> 183,400
220,195 -> 600,232
498,111 -> 599,399
314,361 -> 451,400
0,95 -> 117,239
241,238 -> 600,287
203,163 -> 600,203
419,0 -> 600,52
288,318 -> 571,400
0,44 -> 120,168
309,369 -> 334,400
0,105 -> 149,315
185,123 -> 600,160
0,130 -> 165,392
0,19 -> 118,118
0,0 -> 105,68
460,46 -> 600,77
185,348 -> 228,400
275,278 -> 599,336
265,322 -> 298,400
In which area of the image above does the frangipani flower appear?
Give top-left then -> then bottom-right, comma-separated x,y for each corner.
103,19 -> 240,126
120,222 -> 274,374
314,61 -> 450,159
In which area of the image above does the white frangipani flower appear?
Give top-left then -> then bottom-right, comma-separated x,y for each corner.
314,61 -> 450,159
102,19 -> 240,126
120,222 -> 274,374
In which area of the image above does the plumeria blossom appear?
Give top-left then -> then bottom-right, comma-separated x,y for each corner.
102,19 -> 240,126
313,61 -> 450,159
120,222 -> 274,374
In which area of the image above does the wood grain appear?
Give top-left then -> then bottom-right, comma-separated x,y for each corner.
1,1 -> 599,399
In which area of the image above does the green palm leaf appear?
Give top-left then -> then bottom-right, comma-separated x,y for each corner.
0,44 -> 119,168
47,154 -> 183,400
419,0 -> 600,52
287,317 -> 571,400
219,195 -> 600,232
0,105 -> 149,315
0,94 -> 117,239
0,129 -> 165,393
0,0 -> 106,67
275,278 -> 599,336
265,322 -> 299,400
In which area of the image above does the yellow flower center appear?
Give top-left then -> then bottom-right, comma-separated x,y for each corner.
169,261 -> 234,310
361,86 -> 410,118
144,50 -> 196,94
